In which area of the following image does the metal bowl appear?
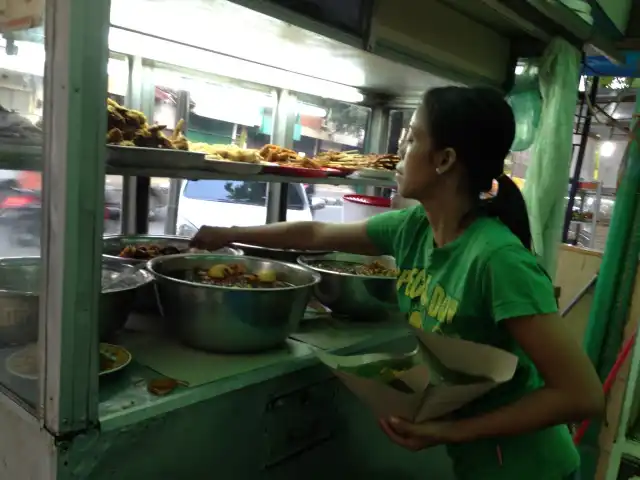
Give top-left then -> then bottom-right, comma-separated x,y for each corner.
232,243 -> 329,264
0,257 -> 152,346
103,234 -> 243,263
103,234 -> 243,313
297,252 -> 399,321
147,254 -> 322,353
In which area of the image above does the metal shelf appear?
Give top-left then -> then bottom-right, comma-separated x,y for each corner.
0,145 -> 397,188
106,166 -> 396,187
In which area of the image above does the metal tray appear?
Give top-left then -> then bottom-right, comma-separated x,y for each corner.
106,145 -> 208,170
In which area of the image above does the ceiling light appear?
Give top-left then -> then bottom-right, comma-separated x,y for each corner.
600,141 -> 615,157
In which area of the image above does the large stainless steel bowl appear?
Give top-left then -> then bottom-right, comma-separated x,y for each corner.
147,254 -> 322,353
232,243 -> 329,264
297,253 -> 399,321
103,234 -> 243,313
0,257 -> 152,346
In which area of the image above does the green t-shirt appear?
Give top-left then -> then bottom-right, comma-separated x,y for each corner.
366,205 -> 579,480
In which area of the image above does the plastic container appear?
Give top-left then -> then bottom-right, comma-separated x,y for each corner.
342,194 -> 391,222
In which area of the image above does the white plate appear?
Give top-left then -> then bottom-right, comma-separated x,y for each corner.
5,343 -> 132,380
107,145 -> 207,170
355,168 -> 397,181
204,158 -> 263,175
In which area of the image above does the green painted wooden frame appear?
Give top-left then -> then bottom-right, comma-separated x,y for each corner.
39,0 -> 111,433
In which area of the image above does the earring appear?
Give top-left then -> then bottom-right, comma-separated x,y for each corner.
435,167 -> 442,175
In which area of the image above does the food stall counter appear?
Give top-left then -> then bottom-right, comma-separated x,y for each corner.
98,313 -> 412,432
63,315 -> 456,480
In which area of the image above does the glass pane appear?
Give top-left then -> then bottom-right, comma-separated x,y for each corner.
148,66 -> 275,234
295,94 -> 369,155
104,175 -> 123,235
388,109 -> 412,154
0,35 -> 126,409
291,98 -> 395,224
0,33 -> 44,410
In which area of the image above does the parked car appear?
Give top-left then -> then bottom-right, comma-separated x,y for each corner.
176,179 -> 325,236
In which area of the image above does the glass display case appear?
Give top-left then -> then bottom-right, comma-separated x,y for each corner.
0,0 -> 412,433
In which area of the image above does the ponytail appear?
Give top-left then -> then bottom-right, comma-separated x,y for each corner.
485,175 -> 532,250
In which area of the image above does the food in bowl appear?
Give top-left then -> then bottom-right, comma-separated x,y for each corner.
193,262 -> 291,288
118,244 -> 206,260
309,260 -> 397,277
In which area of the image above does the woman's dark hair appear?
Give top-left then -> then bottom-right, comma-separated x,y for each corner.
422,86 -> 532,250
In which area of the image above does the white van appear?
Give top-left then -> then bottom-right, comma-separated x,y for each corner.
176,179 -> 324,236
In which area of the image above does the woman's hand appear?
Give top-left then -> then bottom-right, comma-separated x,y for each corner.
190,225 -> 232,250
378,417 -> 458,451
189,221 -> 380,255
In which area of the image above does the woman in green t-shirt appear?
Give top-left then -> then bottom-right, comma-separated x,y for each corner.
191,86 -> 602,480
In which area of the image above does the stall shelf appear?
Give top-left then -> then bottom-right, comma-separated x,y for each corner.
0,146 -> 398,188
97,314 -> 409,432
106,167 -> 397,189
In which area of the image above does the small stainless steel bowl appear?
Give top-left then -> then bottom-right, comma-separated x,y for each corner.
231,243 -> 329,264
297,252 -> 399,321
147,254 -> 321,353
0,257 -> 152,346
103,234 -> 243,263
103,234 -> 243,313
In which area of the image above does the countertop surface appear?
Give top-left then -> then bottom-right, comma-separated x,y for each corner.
98,313 -> 410,431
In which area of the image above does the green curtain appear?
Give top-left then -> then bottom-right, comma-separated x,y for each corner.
522,38 -> 581,278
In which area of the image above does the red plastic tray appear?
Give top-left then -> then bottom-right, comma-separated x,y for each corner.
262,164 -> 329,178
343,194 -> 391,207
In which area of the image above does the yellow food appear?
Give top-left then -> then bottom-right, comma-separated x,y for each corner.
259,144 -> 321,169
257,270 -> 277,283
189,142 -> 262,163
197,263 -> 287,288
207,264 -> 233,279
314,151 -> 400,171
106,98 -> 188,150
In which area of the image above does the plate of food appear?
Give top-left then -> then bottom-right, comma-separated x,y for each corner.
190,143 -> 262,163
106,100 -> 189,151
326,166 -> 357,176
354,168 -> 397,181
322,167 -> 349,177
303,258 -> 398,277
103,235 -> 243,264
5,343 -> 132,380
262,164 -> 329,178
204,157 -> 263,175
99,343 -> 132,376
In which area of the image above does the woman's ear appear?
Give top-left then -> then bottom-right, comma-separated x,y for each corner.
435,147 -> 457,174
